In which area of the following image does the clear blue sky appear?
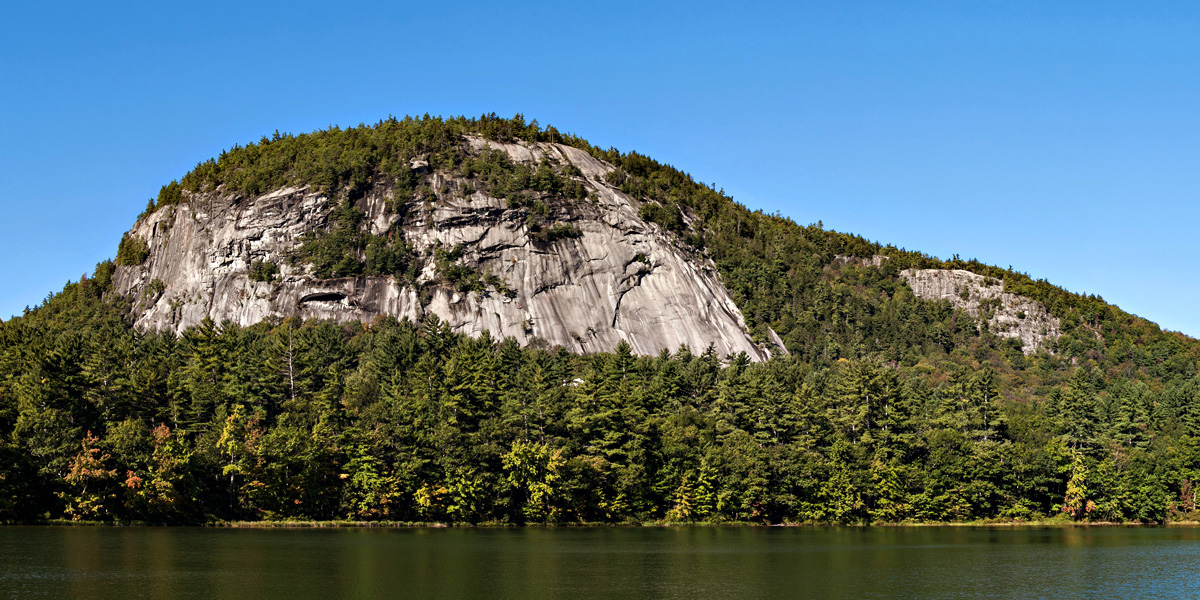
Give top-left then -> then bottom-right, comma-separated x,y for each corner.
3,1 -> 1198,336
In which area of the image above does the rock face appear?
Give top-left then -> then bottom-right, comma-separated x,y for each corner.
900,268 -> 1060,354
112,137 -> 779,360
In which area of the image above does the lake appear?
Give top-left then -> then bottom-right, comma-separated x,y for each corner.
2,526 -> 1199,599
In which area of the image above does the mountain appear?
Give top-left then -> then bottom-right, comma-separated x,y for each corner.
1,114 -> 1198,525
117,114 -> 1189,367
112,130 -> 777,360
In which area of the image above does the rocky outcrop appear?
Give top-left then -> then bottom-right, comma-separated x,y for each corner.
833,254 -> 889,268
112,137 -> 780,360
900,269 -> 1060,354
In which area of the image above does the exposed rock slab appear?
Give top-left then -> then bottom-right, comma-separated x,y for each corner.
113,138 -> 779,360
900,268 -> 1060,354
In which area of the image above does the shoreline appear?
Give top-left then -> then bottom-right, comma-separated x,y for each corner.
7,519 -> 1199,529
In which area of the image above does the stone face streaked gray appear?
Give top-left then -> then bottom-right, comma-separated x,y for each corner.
113,138 -> 780,360
900,268 -> 1061,354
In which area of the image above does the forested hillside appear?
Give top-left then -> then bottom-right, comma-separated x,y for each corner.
1,114 -> 1198,524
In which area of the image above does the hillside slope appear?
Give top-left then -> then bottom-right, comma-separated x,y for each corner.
114,133 -> 776,359
1,114 -> 1198,526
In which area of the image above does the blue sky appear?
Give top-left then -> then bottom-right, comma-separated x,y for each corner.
2,1 -> 1198,336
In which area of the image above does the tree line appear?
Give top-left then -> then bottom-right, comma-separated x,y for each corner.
2,268 -> 1199,524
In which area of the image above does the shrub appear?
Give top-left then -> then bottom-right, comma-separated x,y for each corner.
115,234 -> 150,266
531,222 -> 582,244
144,278 -> 166,298
156,180 -> 183,207
638,202 -> 685,234
249,260 -> 279,283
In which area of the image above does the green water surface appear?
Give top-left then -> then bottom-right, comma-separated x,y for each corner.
2,526 -> 1198,599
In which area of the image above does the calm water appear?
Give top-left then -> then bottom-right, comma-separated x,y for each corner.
2,526 -> 1199,599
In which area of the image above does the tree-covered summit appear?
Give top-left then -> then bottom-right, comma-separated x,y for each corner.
150,113 -> 585,207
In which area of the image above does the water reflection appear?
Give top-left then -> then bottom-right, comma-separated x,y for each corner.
2,526 -> 1199,599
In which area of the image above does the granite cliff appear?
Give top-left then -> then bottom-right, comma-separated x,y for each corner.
900,268 -> 1061,354
112,136 -> 781,360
